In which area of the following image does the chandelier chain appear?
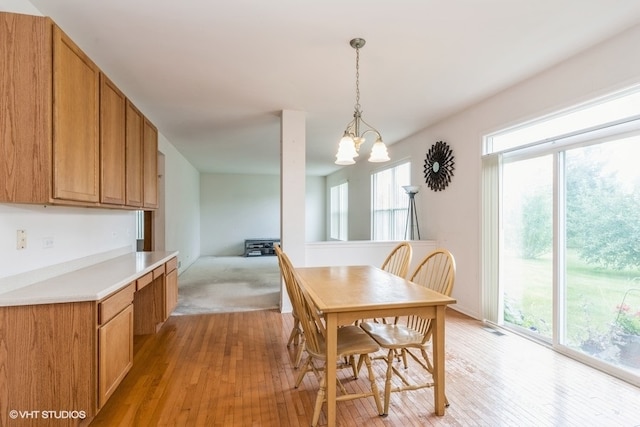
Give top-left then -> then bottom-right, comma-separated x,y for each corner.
354,46 -> 361,112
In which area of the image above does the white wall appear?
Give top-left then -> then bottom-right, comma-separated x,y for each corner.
200,173 -> 326,255
0,204 -> 134,284
0,0 -> 39,14
328,23 -> 640,319
200,174 -> 280,256
305,175 -> 326,242
158,133 -> 201,273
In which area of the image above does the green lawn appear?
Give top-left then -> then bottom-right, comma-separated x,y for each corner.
503,249 -> 640,347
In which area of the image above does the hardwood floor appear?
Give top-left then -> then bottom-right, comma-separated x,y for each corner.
90,309 -> 640,426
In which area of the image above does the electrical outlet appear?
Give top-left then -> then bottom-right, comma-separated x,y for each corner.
17,229 -> 26,250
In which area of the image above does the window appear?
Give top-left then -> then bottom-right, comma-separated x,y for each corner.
135,210 -> 144,240
371,162 -> 410,240
483,85 -> 640,386
329,182 -> 348,240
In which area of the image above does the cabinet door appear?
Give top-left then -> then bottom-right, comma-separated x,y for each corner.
52,25 -> 100,203
100,74 -> 126,205
125,101 -> 144,207
143,118 -> 158,209
98,304 -> 134,408
0,13 -> 52,204
165,267 -> 178,319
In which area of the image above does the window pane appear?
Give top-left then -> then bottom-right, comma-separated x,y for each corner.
371,162 -> 410,240
502,155 -> 553,340
564,136 -> 640,371
330,182 -> 348,240
486,86 -> 640,154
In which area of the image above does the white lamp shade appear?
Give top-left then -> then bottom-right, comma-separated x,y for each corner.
402,185 -> 420,194
335,136 -> 358,165
368,140 -> 390,162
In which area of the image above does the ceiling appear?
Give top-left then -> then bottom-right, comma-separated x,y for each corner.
22,0 -> 640,176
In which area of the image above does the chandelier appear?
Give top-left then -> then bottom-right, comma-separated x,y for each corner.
335,38 -> 389,165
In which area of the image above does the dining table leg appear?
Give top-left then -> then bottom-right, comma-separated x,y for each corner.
433,305 -> 446,415
325,313 -> 338,427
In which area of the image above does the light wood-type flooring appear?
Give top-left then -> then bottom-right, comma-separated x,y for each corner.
90,309 -> 640,426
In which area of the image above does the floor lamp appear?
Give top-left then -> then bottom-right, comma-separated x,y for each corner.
403,185 -> 421,240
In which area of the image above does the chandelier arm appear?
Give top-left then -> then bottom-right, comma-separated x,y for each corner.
342,117 -> 357,136
359,128 -> 382,141
357,116 -> 383,141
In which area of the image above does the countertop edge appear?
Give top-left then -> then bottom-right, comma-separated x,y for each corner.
0,251 -> 178,307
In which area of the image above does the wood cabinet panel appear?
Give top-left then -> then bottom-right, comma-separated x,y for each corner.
125,101 -> 144,207
52,25 -> 100,203
143,118 -> 158,209
98,304 -> 133,408
100,74 -> 126,205
134,276 -> 164,335
0,13 -> 52,203
0,302 -> 97,426
165,267 -> 178,318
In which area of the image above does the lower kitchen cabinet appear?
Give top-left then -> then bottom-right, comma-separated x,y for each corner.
98,283 -> 134,408
0,253 -> 178,426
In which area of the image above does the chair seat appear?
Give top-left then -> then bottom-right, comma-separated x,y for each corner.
311,325 -> 380,359
360,321 -> 424,349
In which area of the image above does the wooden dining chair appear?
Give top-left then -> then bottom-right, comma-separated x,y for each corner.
380,241 -> 413,278
360,248 -> 456,415
288,264 -> 384,426
360,242 -> 413,326
274,244 -> 304,368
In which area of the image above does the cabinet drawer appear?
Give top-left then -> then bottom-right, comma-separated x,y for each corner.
99,282 -> 134,325
136,271 -> 153,291
166,256 -> 178,273
152,265 -> 165,279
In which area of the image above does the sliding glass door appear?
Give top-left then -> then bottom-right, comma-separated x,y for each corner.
485,86 -> 640,384
563,136 -> 640,371
498,134 -> 640,377
501,154 -> 553,341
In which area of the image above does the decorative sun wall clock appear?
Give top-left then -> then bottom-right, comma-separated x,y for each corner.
423,141 -> 455,191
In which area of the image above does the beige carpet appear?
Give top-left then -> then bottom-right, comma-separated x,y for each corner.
173,255 -> 281,315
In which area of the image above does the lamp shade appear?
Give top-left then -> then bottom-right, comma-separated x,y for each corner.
335,136 -> 358,165
369,140 -> 390,162
402,185 -> 420,194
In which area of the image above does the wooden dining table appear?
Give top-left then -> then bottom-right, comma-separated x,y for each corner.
294,265 -> 457,427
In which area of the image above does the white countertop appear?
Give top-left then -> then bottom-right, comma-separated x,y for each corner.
0,251 -> 178,307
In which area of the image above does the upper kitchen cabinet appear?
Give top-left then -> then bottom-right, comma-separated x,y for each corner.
0,13 -> 101,205
100,74 -> 127,206
52,24 -> 101,203
0,13 -> 53,204
0,12 -> 158,209
143,118 -> 158,209
125,100 -> 144,207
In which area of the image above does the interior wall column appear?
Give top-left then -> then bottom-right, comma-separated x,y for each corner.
280,110 -> 306,313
